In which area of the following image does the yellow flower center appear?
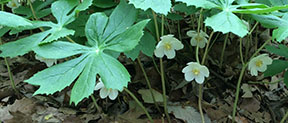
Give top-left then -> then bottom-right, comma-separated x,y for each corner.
164,43 -> 172,50
12,2 -> 17,7
192,69 -> 200,75
255,60 -> 263,67
195,35 -> 203,42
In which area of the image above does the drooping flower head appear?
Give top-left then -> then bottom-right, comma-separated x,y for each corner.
182,62 -> 209,84
35,54 -> 57,67
154,35 -> 184,59
248,54 -> 272,76
187,30 -> 209,48
6,0 -> 21,10
94,78 -> 119,100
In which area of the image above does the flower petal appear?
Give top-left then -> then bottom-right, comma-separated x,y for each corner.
109,90 -> 119,100
198,40 -> 206,48
250,67 -> 258,76
200,66 -> 209,77
182,65 -> 192,73
154,47 -> 165,58
195,75 -> 205,84
190,38 -> 197,46
164,49 -> 176,59
99,88 -> 109,99
257,64 -> 267,72
184,72 -> 195,81
171,41 -> 184,50
95,81 -> 104,91
187,30 -> 197,37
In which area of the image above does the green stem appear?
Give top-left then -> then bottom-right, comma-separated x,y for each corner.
196,46 -> 200,63
201,32 -> 214,64
239,38 -> 245,65
207,32 -> 220,53
137,57 -> 162,113
124,88 -> 153,123
1,4 -> 4,11
280,110 -> 288,123
90,95 -> 101,113
197,9 -> 203,33
152,56 -> 161,75
177,21 -> 182,41
248,78 -> 283,84
0,38 -> 19,96
198,85 -> 205,123
152,11 -> 171,123
220,33 -> 229,68
232,38 -> 271,122
160,14 -> 171,123
248,22 -> 259,35
152,11 -> 160,41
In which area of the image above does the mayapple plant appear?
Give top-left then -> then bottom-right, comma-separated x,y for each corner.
0,0 -> 149,105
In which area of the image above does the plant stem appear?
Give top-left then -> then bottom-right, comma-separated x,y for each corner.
152,11 -> 160,41
152,11 -> 171,123
202,32 -> 214,64
248,22 -> 259,35
248,78 -> 283,84
239,38 -> 245,65
137,57 -> 162,113
90,95 -> 101,113
124,88 -> 153,123
280,110 -> 288,123
232,63 -> 247,122
232,38 -> 271,122
196,8 -> 205,123
177,21 -> 182,41
152,56 -> 161,75
220,33 -> 229,68
0,38 -> 19,96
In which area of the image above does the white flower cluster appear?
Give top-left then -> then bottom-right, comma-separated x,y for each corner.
248,54 -> 272,76
94,78 -> 119,100
187,30 -> 209,48
154,35 -> 184,59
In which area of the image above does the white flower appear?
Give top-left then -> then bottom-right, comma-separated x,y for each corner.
154,35 -> 184,59
0,26 -> 3,29
6,0 -> 21,9
94,78 -> 119,100
35,54 -> 57,67
187,30 -> 209,48
182,62 -> 209,84
248,54 -> 272,76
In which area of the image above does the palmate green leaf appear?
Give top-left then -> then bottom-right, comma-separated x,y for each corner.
85,13 -> 108,47
129,0 -> 171,15
265,44 -> 288,58
41,27 -> 75,44
175,0 -> 219,9
125,31 -> 156,60
205,11 -> 248,37
105,19 -> 150,52
0,11 -> 32,28
233,4 -> 288,14
102,0 -> 137,42
93,53 -> 130,90
272,14 -> 288,42
24,54 -> 90,95
33,41 -> 92,59
251,14 -> 287,28
70,54 -> 97,104
0,31 -> 50,58
14,0 -> 53,19
26,1 -> 149,105
264,60 -> 288,77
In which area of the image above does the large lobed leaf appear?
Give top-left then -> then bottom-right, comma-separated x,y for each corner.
0,11 -> 32,28
25,54 -> 90,95
129,0 -> 171,15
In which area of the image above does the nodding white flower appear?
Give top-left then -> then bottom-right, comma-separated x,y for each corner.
94,78 -> 119,100
6,0 -> 21,9
187,30 -> 209,48
182,62 -> 209,84
154,35 -> 184,59
248,54 -> 272,76
35,54 -> 57,67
